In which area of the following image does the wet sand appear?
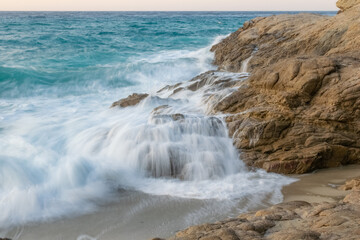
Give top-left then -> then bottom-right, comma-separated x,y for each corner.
282,164 -> 360,203
1,190 -> 268,240
2,165 -> 360,240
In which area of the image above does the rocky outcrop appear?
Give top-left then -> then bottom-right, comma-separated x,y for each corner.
160,181 -> 360,240
211,5 -> 360,73
208,0 -> 360,174
112,1 -> 360,175
149,1 -> 360,239
337,0 -> 360,12
111,93 -> 148,108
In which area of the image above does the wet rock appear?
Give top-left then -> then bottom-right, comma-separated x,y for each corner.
157,83 -> 183,94
111,93 -> 149,108
151,113 -> 186,123
150,106 -> 186,123
152,105 -> 171,114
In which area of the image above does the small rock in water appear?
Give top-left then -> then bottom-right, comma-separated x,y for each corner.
111,93 -> 149,108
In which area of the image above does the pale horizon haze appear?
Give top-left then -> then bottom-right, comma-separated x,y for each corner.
1,0 -> 338,11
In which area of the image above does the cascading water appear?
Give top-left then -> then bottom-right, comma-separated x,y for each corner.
0,12 -> 298,234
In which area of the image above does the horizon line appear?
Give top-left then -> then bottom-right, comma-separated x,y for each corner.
0,10 -> 338,12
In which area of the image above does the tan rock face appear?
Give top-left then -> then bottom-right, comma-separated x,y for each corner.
163,190 -> 360,240
339,177 -> 360,191
337,0 -> 360,12
211,9 -> 360,73
209,4 -> 360,174
111,93 -> 148,108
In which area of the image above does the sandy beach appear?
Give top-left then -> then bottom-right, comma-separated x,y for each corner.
283,164 -> 360,203
1,187 -> 273,240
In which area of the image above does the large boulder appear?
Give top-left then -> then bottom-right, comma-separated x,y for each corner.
209,1 -> 360,174
337,0 -> 360,12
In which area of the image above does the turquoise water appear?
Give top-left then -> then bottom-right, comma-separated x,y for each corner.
0,11 -> 335,230
0,11 -> 252,98
0,11 -> 335,98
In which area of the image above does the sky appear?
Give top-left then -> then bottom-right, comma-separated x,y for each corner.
1,0 -> 338,11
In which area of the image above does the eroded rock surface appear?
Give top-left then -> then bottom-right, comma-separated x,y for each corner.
337,0 -> 360,12
338,177 -> 360,191
158,187 -> 360,240
208,0 -> 360,174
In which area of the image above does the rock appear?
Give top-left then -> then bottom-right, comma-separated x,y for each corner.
163,190 -> 360,240
151,105 -> 171,115
343,191 -> 360,205
266,229 -> 321,240
207,0 -> 360,174
111,93 -> 149,108
339,177 -> 360,191
211,3 -> 360,73
147,1 -> 360,239
337,0 -> 360,12
110,1 -> 360,174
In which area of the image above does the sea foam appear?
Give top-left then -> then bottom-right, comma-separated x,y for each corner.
0,12 -> 295,229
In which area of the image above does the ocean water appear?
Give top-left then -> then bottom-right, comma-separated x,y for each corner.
0,11 -> 335,232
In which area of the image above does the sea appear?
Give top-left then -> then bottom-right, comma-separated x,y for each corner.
0,11 -> 335,239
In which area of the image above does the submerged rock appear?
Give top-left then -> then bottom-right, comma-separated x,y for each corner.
111,93 -> 149,108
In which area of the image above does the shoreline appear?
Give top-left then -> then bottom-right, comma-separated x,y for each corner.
1,0 -> 360,238
282,164 -> 360,204
164,165 -> 360,240
2,165 -> 359,240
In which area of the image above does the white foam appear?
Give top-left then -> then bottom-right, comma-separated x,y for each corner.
0,35 -> 296,229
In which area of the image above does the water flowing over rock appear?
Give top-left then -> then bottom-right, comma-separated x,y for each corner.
134,113 -> 242,180
112,1 -> 360,175
151,1 -> 360,239
109,72 -> 248,181
207,0 -> 360,174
